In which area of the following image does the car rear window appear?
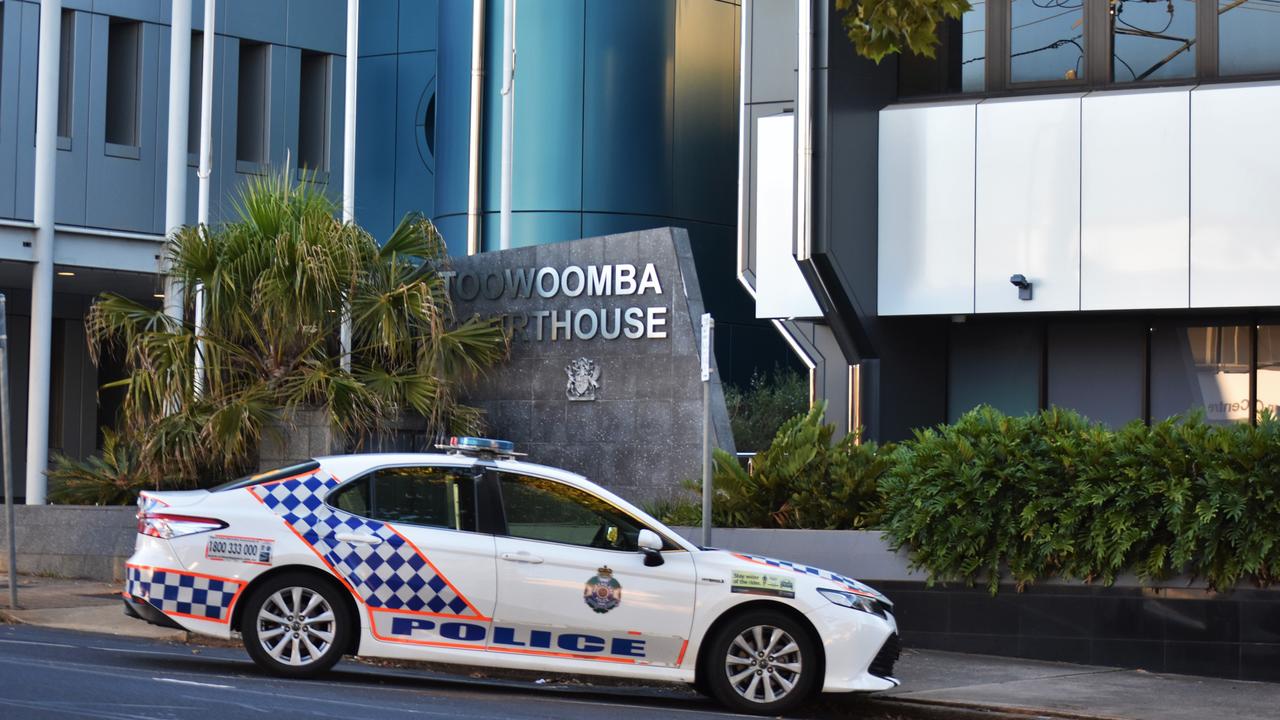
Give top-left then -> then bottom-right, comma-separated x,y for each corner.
211,460 -> 321,492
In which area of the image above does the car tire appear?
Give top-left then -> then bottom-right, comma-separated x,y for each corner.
241,571 -> 351,679
704,609 -> 819,715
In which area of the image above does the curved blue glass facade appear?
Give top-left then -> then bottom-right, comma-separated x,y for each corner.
363,0 -> 789,382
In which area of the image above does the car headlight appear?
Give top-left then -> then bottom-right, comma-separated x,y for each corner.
817,588 -> 886,617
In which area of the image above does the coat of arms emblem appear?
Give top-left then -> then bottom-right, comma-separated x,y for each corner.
565,357 -> 601,401
583,566 -> 622,614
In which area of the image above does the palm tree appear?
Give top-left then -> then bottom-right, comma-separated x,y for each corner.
79,172 -> 507,490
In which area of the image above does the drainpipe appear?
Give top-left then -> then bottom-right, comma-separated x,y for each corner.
194,0 -> 216,396
466,0 -> 485,255
340,0 -> 359,372
26,0 -> 63,505
163,0 -> 193,325
498,0 -> 515,251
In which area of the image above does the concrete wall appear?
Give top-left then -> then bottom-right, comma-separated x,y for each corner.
0,505 -> 136,581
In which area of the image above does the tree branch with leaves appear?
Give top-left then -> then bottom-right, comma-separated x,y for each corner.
836,0 -> 972,62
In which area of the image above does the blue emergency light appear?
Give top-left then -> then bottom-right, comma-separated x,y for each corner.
441,436 -> 517,456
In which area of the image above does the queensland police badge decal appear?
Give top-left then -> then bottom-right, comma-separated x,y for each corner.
583,566 -> 622,614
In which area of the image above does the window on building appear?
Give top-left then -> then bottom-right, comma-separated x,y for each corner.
947,321 -> 1042,422
1009,0 -> 1085,84
104,19 -> 141,147
297,51 -> 330,172
236,41 -> 269,165
1256,325 -> 1280,421
897,0 -> 1280,97
424,94 -> 436,157
187,32 -> 202,155
1047,323 -> 1145,428
1219,1 -> 1280,76
57,10 -> 74,140
1150,324 -> 1252,424
899,4 -> 985,96
1112,0 -> 1196,83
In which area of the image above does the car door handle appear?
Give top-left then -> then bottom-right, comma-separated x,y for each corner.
335,532 -> 383,546
500,552 -> 543,564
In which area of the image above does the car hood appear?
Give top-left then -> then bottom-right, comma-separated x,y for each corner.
700,548 -> 892,607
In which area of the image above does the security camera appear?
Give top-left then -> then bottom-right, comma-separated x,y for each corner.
1009,274 -> 1032,301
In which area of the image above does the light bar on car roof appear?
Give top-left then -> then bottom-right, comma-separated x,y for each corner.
441,436 -> 517,455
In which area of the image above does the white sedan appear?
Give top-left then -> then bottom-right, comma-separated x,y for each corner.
123,437 -> 899,714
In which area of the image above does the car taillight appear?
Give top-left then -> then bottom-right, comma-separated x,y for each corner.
137,512 -> 227,539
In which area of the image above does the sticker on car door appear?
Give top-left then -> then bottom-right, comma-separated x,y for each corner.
205,534 -> 274,565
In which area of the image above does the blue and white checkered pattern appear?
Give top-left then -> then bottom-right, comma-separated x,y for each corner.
253,474 -> 473,615
733,552 -> 882,598
126,565 -> 240,622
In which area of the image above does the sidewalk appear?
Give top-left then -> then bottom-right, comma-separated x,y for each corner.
0,573 -> 185,641
2,574 -> 1275,719
874,648 -> 1278,720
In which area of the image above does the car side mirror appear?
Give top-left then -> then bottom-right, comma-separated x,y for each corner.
638,529 -> 664,567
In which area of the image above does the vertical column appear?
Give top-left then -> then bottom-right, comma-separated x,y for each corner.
498,0 -> 515,250
26,0 -> 64,504
340,0 -> 359,371
164,0 -> 194,321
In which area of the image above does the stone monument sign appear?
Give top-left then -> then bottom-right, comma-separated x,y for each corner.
448,227 -> 735,500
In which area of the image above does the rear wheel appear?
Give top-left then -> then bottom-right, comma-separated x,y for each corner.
705,610 -> 819,715
242,571 -> 350,678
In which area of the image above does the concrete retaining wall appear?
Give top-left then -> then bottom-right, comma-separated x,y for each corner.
670,527 -> 1261,591
0,505 -> 136,581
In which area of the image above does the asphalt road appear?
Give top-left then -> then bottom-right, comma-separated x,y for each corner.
0,624 -> 901,720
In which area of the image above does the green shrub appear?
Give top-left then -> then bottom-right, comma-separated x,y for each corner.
880,407 -> 1280,593
724,367 -> 808,452
47,429 -> 147,506
648,403 -> 889,530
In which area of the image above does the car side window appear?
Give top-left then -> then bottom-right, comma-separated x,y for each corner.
327,466 -> 477,532
497,473 -> 645,551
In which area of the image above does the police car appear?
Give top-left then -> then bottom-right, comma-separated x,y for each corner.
123,437 -> 899,714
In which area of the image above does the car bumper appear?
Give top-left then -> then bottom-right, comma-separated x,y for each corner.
121,593 -> 185,630
805,601 -> 901,693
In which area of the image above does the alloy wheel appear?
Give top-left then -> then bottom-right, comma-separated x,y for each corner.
723,624 -> 803,704
256,586 -> 336,666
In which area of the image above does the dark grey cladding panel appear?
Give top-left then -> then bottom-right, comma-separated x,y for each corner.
449,227 -> 735,500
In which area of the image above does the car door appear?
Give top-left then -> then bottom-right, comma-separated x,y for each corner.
325,463 -> 497,652
488,470 -> 696,668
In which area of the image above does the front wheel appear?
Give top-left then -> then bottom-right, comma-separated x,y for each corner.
241,571 -> 351,678
705,610 -> 819,715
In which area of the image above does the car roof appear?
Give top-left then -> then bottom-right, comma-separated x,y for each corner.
313,452 -> 586,485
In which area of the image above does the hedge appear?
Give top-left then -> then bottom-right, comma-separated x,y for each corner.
653,405 -> 1280,594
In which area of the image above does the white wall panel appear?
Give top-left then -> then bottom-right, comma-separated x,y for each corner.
755,114 -> 822,319
1191,82 -> 1280,308
975,95 -> 1083,313
877,101 -> 977,316
1081,88 -> 1189,311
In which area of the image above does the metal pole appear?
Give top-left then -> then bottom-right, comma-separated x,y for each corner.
1,294 -> 17,609
700,313 -> 714,548
498,0 -> 515,251
26,0 -> 63,506
194,0 -> 216,396
466,0 -> 486,255
340,0 -> 359,372
163,0 -> 193,323
197,0 -> 215,226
